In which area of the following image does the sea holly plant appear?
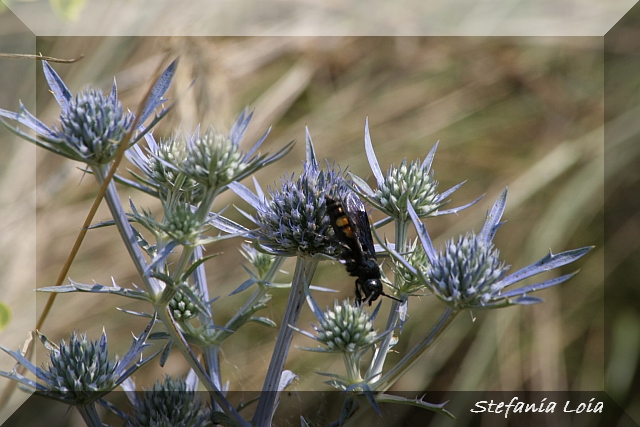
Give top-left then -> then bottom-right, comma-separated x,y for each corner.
0,60 -> 593,427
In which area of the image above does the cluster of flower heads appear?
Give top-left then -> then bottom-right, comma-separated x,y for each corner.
0,58 -> 595,426
128,110 -> 293,203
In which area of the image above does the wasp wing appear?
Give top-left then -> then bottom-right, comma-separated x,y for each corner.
342,192 -> 377,261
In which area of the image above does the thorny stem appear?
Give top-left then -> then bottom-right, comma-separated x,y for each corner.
373,306 -> 458,392
95,165 -> 162,296
253,256 -> 318,427
223,256 -> 286,335
206,255 -> 286,410
155,308 -> 250,427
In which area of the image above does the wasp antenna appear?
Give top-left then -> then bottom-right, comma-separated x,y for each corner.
383,292 -> 402,303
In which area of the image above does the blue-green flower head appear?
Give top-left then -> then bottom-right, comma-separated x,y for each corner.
229,128 -> 348,257
0,60 -> 177,167
293,294 -> 388,355
181,125 -> 245,188
177,110 -> 293,192
41,331 -> 118,404
0,319 -> 158,406
315,300 -> 378,353
240,241 -> 276,278
376,158 -> 440,218
350,118 -> 481,221
129,375 -> 203,427
429,232 -> 508,308
54,87 -> 133,165
169,286 -> 202,321
161,200 -> 210,245
389,188 -> 593,310
127,132 -> 203,203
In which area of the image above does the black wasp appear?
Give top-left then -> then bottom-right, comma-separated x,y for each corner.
325,192 -> 400,305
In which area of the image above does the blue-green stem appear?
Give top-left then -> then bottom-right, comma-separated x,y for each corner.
204,345 -> 222,391
367,219 -> 410,380
76,403 -> 102,427
153,188 -> 225,399
372,306 -> 457,392
253,256 -> 318,427
344,352 -> 363,384
94,165 -> 162,296
207,256 -> 286,392
155,308 -> 250,427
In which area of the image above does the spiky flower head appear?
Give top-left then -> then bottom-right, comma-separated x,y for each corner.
127,133 -> 203,203
161,200 -> 207,245
130,375 -> 203,427
315,300 -> 378,353
375,158 -> 440,218
53,87 -> 133,165
181,125 -> 245,188
169,287 -> 201,321
254,162 -> 347,257
428,232 -> 508,308
389,188 -> 594,310
0,321 -> 157,406
229,129 -> 348,257
40,331 -> 118,404
129,197 -> 220,251
0,60 -> 176,167
350,118 -> 480,221
176,110 -> 293,192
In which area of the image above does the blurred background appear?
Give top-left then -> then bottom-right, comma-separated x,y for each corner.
0,4 -> 635,426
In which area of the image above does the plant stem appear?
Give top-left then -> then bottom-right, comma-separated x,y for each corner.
94,166 -> 162,296
155,308 -> 250,427
204,345 -> 223,394
192,245 -> 210,303
76,403 -> 102,427
343,352 -> 362,384
367,219 -> 410,380
253,256 -> 318,427
373,306 -> 457,392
